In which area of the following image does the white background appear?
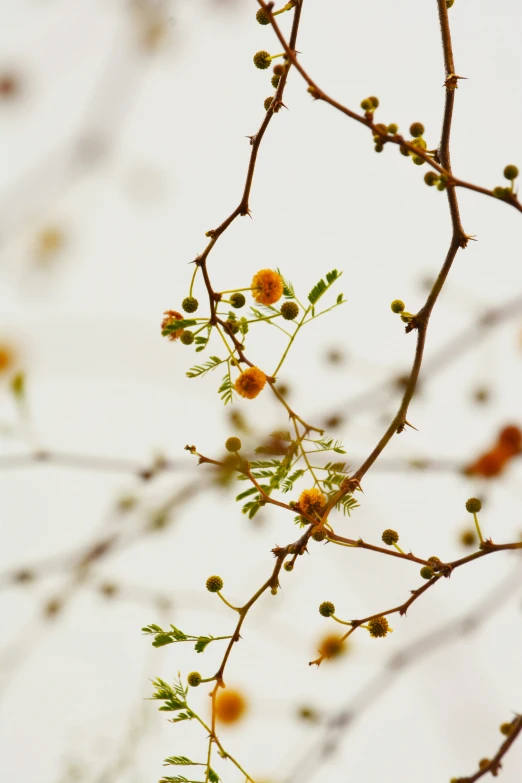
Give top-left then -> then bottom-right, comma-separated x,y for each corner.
1,1 -> 522,782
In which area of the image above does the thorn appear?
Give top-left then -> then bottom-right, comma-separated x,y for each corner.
404,419 -> 418,431
444,73 -> 467,89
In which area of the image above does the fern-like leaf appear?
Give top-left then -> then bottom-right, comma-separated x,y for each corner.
307,269 -> 341,305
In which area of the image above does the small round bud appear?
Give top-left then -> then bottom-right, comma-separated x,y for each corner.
409,122 -> 425,138
281,301 -> 299,320
390,300 -> 405,314
264,96 -> 273,111
225,436 -> 242,452
478,759 -> 490,772
180,331 -> 195,345
503,165 -> 519,181
427,556 -> 441,569
312,529 -> 326,542
400,313 -> 411,323
412,156 -> 425,166
284,562 -> 294,572
369,96 -> 379,108
420,566 -> 434,580
446,0 -> 454,7
182,296 -> 199,313
411,137 -> 427,151
387,123 -> 398,134
271,586 -> 278,595
256,8 -> 270,25
368,616 -> 389,638
424,171 -> 438,186
226,318 -> 240,335
206,575 -> 224,593
465,497 -> 482,513
230,292 -> 246,309
400,144 -> 410,157
187,671 -> 202,687
273,63 -> 284,76
493,186 -> 508,199
319,601 -> 335,618
374,143 -> 384,153
437,180 -> 447,191
271,74 -> 280,88
360,98 -> 372,111
254,50 -> 272,70
382,528 -> 399,545
500,722 -> 514,736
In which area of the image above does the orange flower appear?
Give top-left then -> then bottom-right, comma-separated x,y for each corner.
318,632 -> 349,661
464,448 -> 508,478
299,488 -> 326,516
0,344 -> 15,374
215,688 -> 247,725
251,269 -> 284,305
497,425 -> 522,456
234,367 -> 266,399
161,310 -> 184,341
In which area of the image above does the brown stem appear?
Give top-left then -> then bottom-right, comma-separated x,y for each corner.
458,714 -> 522,782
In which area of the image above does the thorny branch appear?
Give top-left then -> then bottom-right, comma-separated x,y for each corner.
164,2 -> 522,779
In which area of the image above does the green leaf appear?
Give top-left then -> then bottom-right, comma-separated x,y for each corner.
276,268 -> 295,299
235,486 -> 259,501
311,437 -> 346,454
209,768 -> 220,783
159,700 -> 185,711
187,356 -> 224,378
194,636 -> 212,653
336,293 -> 344,304
218,372 -> 235,405
163,319 -> 198,333
307,269 -> 342,305
325,461 -> 349,473
282,468 -> 305,493
152,633 -> 177,648
142,624 -> 163,634
170,711 -> 193,722
164,757 -> 200,767
241,500 -> 261,519
335,495 -> 360,516
269,430 -> 292,442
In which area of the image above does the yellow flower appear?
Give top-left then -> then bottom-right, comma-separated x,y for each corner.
215,688 -> 247,725
299,488 -> 326,516
235,367 -> 267,399
368,616 -> 389,638
251,269 -> 284,305
161,310 -> 184,341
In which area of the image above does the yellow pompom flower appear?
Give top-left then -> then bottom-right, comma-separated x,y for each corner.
215,688 -> 247,725
299,488 -> 326,516
251,269 -> 284,305
234,367 -> 267,399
